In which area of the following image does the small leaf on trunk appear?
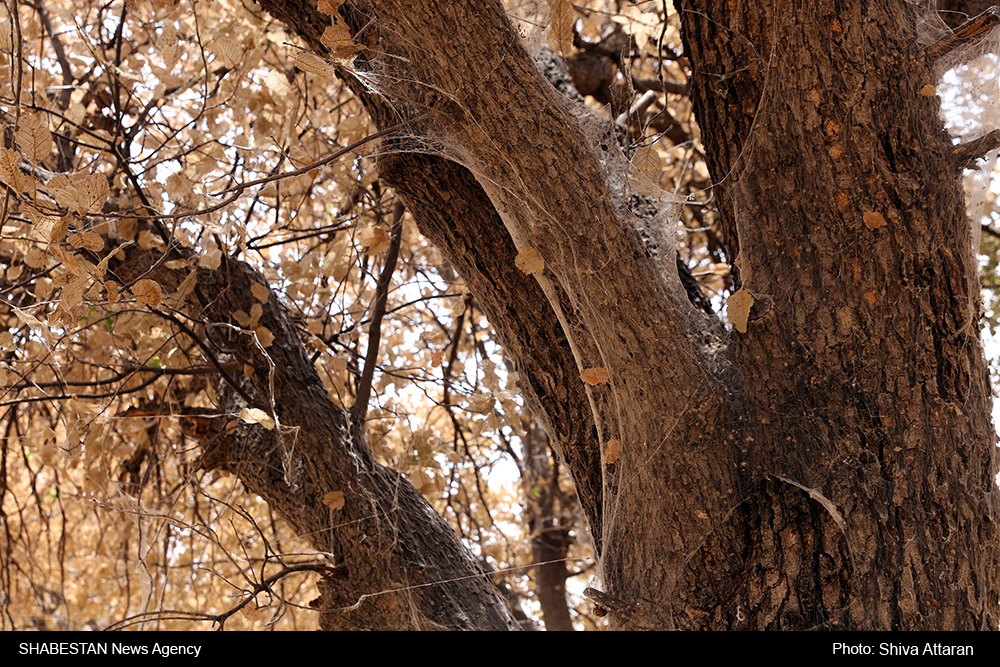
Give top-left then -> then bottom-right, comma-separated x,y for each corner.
727,289 -> 754,334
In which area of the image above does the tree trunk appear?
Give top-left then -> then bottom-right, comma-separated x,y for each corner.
676,0 -> 1000,629
171,0 -> 1000,629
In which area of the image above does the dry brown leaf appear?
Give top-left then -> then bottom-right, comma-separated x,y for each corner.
727,288 -> 754,334
321,23 -> 361,62
51,244 -> 82,275
920,84 -> 936,97
24,248 -> 47,268
249,303 -> 263,328
317,0 -> 344,15
48,175 -> 81,212
251,282 -> 269,303
68,232 -> 104,252
61,275 -> 89,308
174,270 -> 198,301
26,207 -> 68,243
212,36 -> 244,69
233,310 -> 251,327
105,281 -> 120,303
16,113 -> 53,163
547,0 -> 575,55
0,147 -> 22,191
294,52 -> 336,78
630,145 -> 662,187
322,490 -> 345,510
77,174 -> 110,214
158,24 -> 182,70
359,226 -> 389,255
580,366 -> 610,385
514,245 -> 544,274
117,218 -> 138,240
200,247 -> 222,270
131,279 -> 162,308
255,326 -> 275,348
48,215 -> 70,244
431,349 -> 445,367
863,211 -> 887,230
605,438 -> 622,465
14,308 -> 45,334
239,407 -> 275,430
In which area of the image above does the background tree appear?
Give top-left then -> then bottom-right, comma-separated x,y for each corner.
1,0 -> 998,630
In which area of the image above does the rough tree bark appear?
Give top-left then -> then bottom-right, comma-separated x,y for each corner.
127,0 -> 1000,629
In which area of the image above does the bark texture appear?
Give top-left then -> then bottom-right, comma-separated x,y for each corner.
144,0 -> 1000,629
677,0 -> 1000,628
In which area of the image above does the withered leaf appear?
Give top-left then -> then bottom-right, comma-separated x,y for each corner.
514,245 -> 544,274
239,407 -> 275,430
255,326 -> 275,348
131,279 -> 162,308
863,211 -> 887,230
580,366 -> 610,386
294,52 -> 336,78
547,0 -> 574,55
605,438 -> 622,465
727,289 -> 754,334
105,281 -> 120,303
322,490 -> 345,510
317,0 -> 344,15
77,174 -> 110,214
630,145 -> 662,188
68,232 -> 104,252
116,218 -> 138,240
200,247 -> 222,270
15,113 -> 53,163
233,310 -> 251,328
321,23 -> 361,62
359,226 -> 389,255
251,282 -> 270,304
174,270 -> 198,301
249,303 -> 263,328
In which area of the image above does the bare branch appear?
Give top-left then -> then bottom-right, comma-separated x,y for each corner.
952,128 -> 1000,168
928,7 -> 1000,63
351,201 -> 404,424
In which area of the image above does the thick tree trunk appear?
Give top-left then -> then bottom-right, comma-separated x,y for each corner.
164,0 -> 1000,629
676,0 -> 1000,628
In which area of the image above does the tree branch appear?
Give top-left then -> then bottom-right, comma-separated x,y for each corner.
928,6 -> 1000,62
952,128 -> 1000,168
351,200 -> 404,425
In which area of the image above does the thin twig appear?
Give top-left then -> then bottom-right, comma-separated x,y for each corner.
351,201 -> 405,424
